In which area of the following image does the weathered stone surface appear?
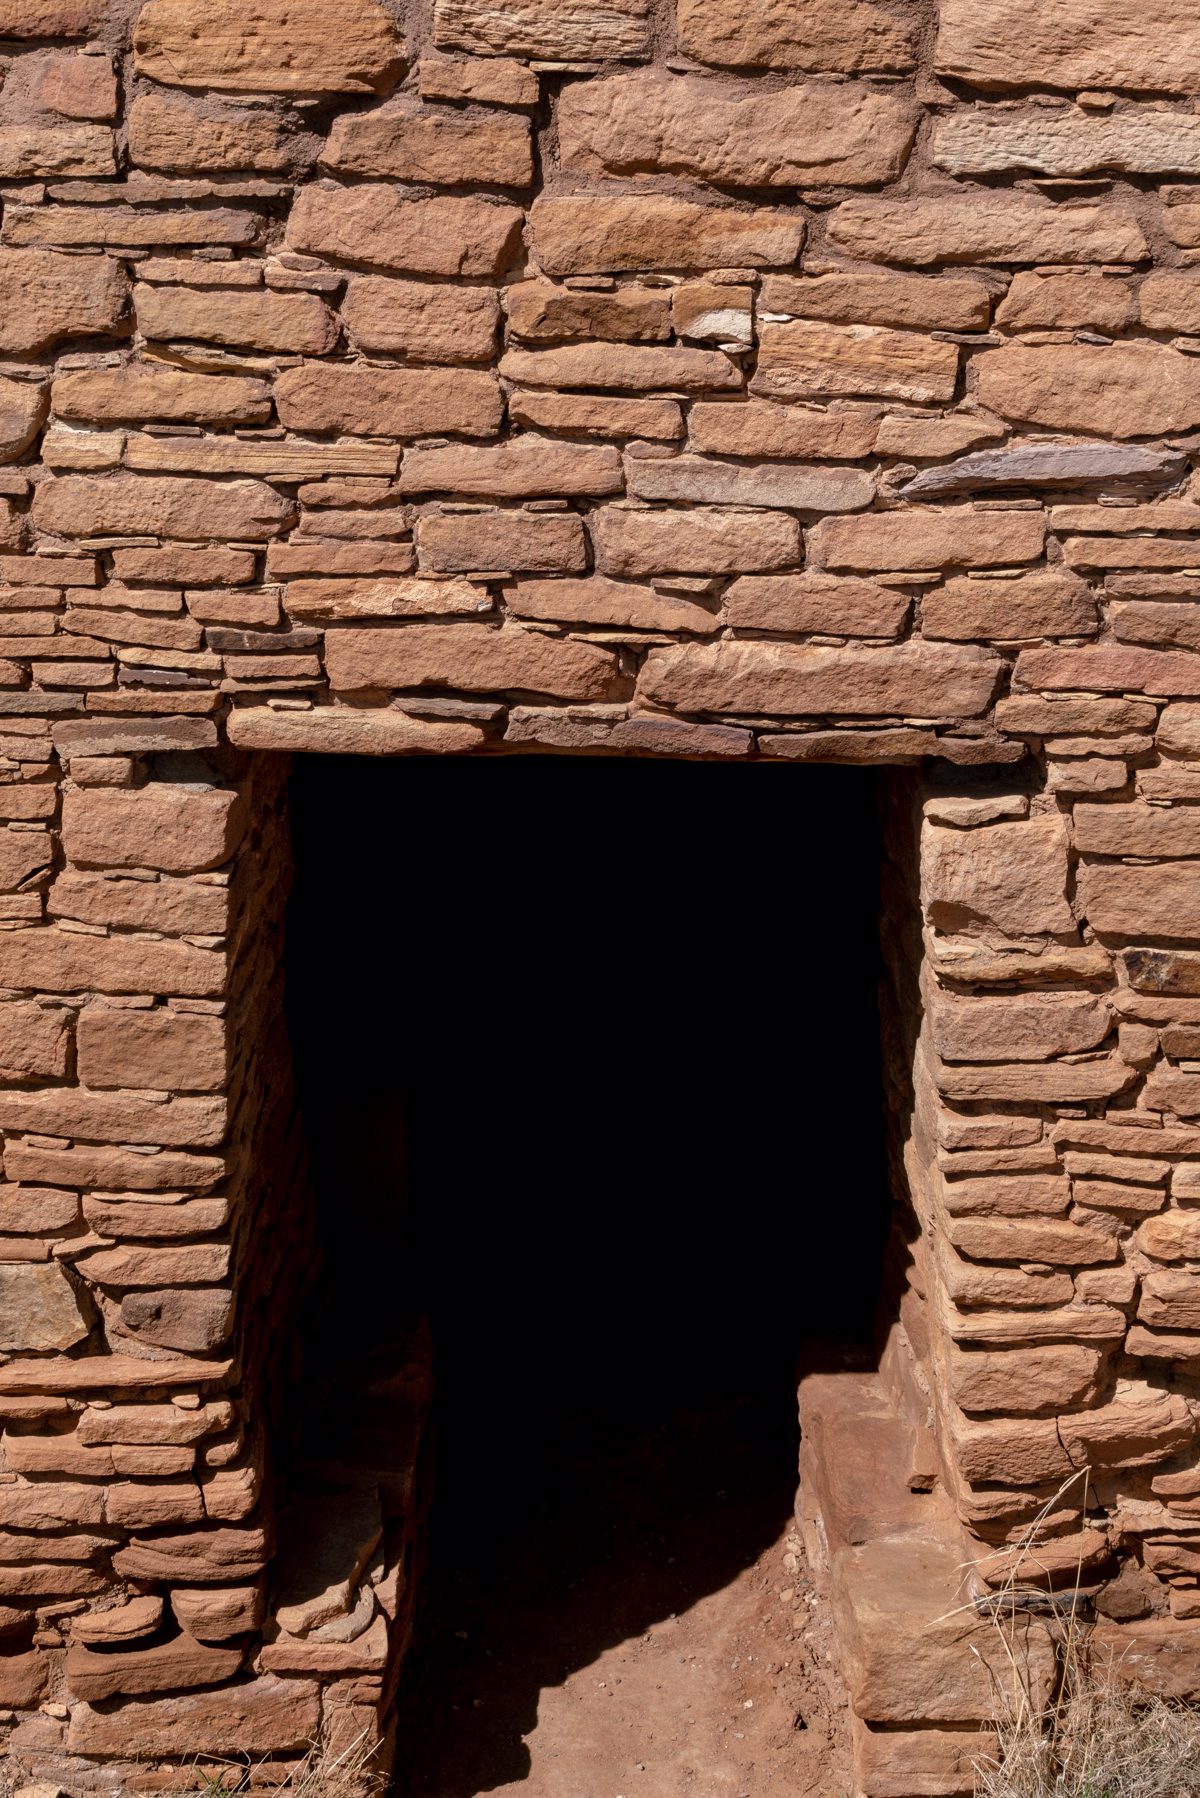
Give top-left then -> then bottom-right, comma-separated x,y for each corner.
62,784 -> 243,874
1075,801 -> 1200,859
0,1001 -> 69,1080
226,706 -> 485,755
932,991 -> 1110,1062
1140,274 -> 1200,335
69,1675 -> 319,1756
1060,1383 -> 1194,1471
808,507 -> 1045,573
0,0 -> 104,30
134,0 -> 404,93
676,0 -> 917,74
901,441 -> 1184,498
623,453 -> 874,512
724,573 -> 907,636
0,250 -> 128,357
828,195 -> 1147,267
288,184 -> 524,277
419,55 -> 540,106
66,1634 -> 243,1702
136,285 -> 338,355
508,577 -> 718,632
950,1344 -> 1101,1415
688,401 -> 879,461
934,109 -> 1200,177
419,509 -> 587,573
506,279 -> 669,344
343,277 -> 499,361
0,926 -> 222,999
128,93 -> 319,174
922,816 -> 1074,936
77,1007 -> 226,1092
1082,862 -> 1200,941
54,365 -> 271,427
752,318 -> 957,405
500,342 -> 740,394
557,71 -> 915,188
528,195 -> 804,275
935,0 -> 1200,95
923,572 -> 1097,642
73,1596 -> 164,1645
433,0 -> 651,60
592,506 -> 801,577
1017,646 -> 1200,697
995,272 -> 1137,333
975,343 -> 1200,439
5,203 -> 261,249
0,1264 -> 87,1353
323,101 -> 533,186
639,641 -> 1000,719
401,439 -> 622,498
938,1054 -> 1133,1106
275,363 -> 502,439
324,623 -> 617,699
0,122 -> 112,179
33,474 -> 294,541
762,270 -> 991,331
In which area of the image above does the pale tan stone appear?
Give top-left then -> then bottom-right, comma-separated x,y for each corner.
976,342 -> 1200,438
528,195 -> 804,275
950,1344 -> 1101,1415
433,0 -> 651,59
762,271 -> 991,331
508,576 -> 718,632
418,55 -> 540,107
923,572 -> 1098,642
283,577 -> 481,619
938,1055 -> 1133,1106
996,272 -> 1137,333
136,285 -> 338,355
828,194 -> 1146,267
922,816 -> 1074,937
556,70 -> 916,188
401,438 -> 622,498
935,0 -> 1200,95
124,435 -> 397,481
275,363 -> 502,439
54,364 -> 270,427
623,452 -> 874,512
934,109 -> 1200,177
128,93 -> 319,174
1075,801 -> 1200,859
324,623 -> 617,700
638,641 -> 1000,719
418,509 -> 586,574
343,277 -> 499,361
808,507 -> 1045,573
134,0 -> 404,93
0,249 -> 128,356
0,0 -> 104,29
33,474 -> 294,540
0,122 -> 112,178
752,317 -> 958,405
688,400 -> 879,461
1138,1212 -> 1200,1261
592,506 -> 800,577
288,184 -> 524,277
0,1263 -> 87,1353
226,707 -> 485,755
500,342 -> 740,394
323,101 -> 532,185
724,573 -> 907,637
677,0 -> 916,73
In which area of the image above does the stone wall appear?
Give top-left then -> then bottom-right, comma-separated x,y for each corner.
3,0 -> 1200,1791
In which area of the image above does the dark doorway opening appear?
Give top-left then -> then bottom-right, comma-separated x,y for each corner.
283,756 -> 890,1796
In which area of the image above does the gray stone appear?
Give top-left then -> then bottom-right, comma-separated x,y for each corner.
901,443 -> 1186,499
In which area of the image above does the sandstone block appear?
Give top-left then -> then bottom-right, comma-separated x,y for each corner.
1017,646 -> 1200,697
72,1595 -> 164,1644
950,1344 -> 1101,1415
941,1175 -> 1071,1217
418,509 -> 587,574
323,102 -> 532,186
0,926 -> 223,999
932,992 -> 1110,1062
902,442 -> 1184,499
510,390 -> 683,440
557,70 -> 915,188
762,270 -> 991,332
688,401 -> 879,462
995,272 -> 1137,333
500,342 -> 740,394
134,0 -> 404,93
922,816 -> 1074,936
638,641 -> 1000,719
828,195 -> 1147,267
0,122 -> 112,178
119,1288 -> 233,1351
66,1633 -> 242,1702
1140,274 -> 1200,335
507,576 -> 718,633
935,0 -> 1200,94
950,1414 -> 1072,1485
62,783 -> 244,874
1138,1212 -> 1200,1262
282,577 -> 482,619
0,1085 -> 224,1149
676,0 -> 916,73
0,1263 -> 87,1352
324,622 -> 617,699
5,204 -> 261,250
343,277 -> 499,361
77,1007 -> 226,1092
0,377 -> 47,464
0,826 -> 52,892
0,1001 -> 69,1080
226,707 -> 485,755
433,0 -> 651,59
592,506 -> 800,577
1091,1620 -> 1200,1700
752,317 -> 957,405
53,365 -> 271,427
1060,1382 -> 1194,1470
172,1585 -> 263,1641
1075,801 -> 1200,859
938,1055 -> 1133,1105
0,249 -> 128,356
923,572 -> 1097,642
401,439 -> 622,498
0,0 -> 105,29
934,109 -> 1200,177
623,453 -> 874,513
419,56 -> 540,106
808,507 -> 1045,573
505,279 -> 669,344
724,573 -> 908,637
288,184 -> 523,277
33,474 -> 294,541
128,93 -> 319,174
1082,862 -> 1200,941
976,343 -> 1200,439
528,195 -> 804,275
275,363 -> 502,440
69,1674 -> 319,1756
135,285 -> 338,355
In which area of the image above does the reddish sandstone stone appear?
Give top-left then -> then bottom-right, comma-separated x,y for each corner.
324,622 -> 617,698
77,1007 -> 226,1092
922,816 -> 1074,937
638,641 -> 1000,719
500,342 -> 741,394
275,363 -> 503,439
66,1633 -> 243,1701
828,194 -> 1146,266
128,93 -> 319,174
528,195 -> 804,275
976,342 -> 1200,438
418,509 -> 586,574
0,1001 -> 70,1080
53,365 -> 271,427
1081,863 -> 1200,941
0,249 -> 128,356
676,0 -> 916,72
557,70 -> 916,188
752,318 -> 958,405
226,704 -> 485,757
135,285 -> 338,355
0,0 -> 104,29
33,474 -> 294,541
923,572 -> 1098,642
932,991 -> 1110,1061
0,1263 -> 88,1352
418,55 -> 540,106
506,280 -> 669,344
0,927 -> 223,999
688,401 -> 879,461
508,576 -> 718,632
62,783 -> 244,874
400,439 -> 622,498
119,1288 -> 233,1352
323,101 -> 533,186
724,574 -> 908,637
809,508 -> 1045,573
134,0 -> 404,93
763,270 -> 991,330
343,277 -> 499,361
996,272 -> 1137,332
288,184 -> 524,277
624,453 -> 874,512
509,390 -> 683,440
1075,801 -> 1200,858
1017,646 -> 1200,696
592,506 -> 800,577
69,1674 -> 319,1756
936,0 -> 1200,94
950,1344 -> 1101,1415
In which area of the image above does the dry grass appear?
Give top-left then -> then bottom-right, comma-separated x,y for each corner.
194,1727 -> 387,1798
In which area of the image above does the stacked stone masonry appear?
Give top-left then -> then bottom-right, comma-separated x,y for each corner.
5,0 -> 1200,1792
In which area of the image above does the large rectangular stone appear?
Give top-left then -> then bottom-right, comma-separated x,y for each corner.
287,183 -> 524,277
828,194 -> 1146,266
0,927 -> 224,998
342,276 -> 500,360
32,474 -> 294,541
499,341 -> 740,393
761,270 -> 991,330
324,622 -> 617,699
752,318 -> 958,405
0,1088 -> 225,1149
62,784 -> 243,875
808,507 -> 1045,572
934,109 -> 1200,177
676,0 -> 917,73
528,195 -> 804,274
976,343 -> 1200,439
433,0 -> 651,59
923,572 -> 1097,642
133,0 -> 403,93
69,1675 -> 319,1757
591,506 -> 801,577
623,454 -> 874,512
1016,647 -> 1200,697
1082,863 -> 1200,943
274,363 -> 502,438
638,641 -> 1001,719
935,0 -> 1200,95
417,509 -> 587,573
322,101 -> 533,185
1076,802 -> 1200,859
